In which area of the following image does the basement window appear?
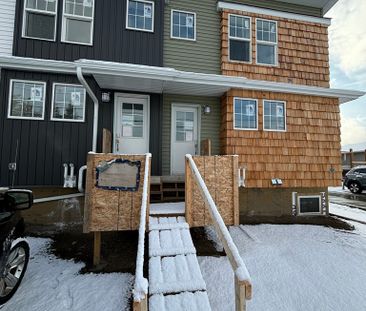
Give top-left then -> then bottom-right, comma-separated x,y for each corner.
22,0 -> 58,41
297,195 -> 321,215
61,0 -> 95,45
171,10 -> 196,41
256,19 -> 278,65
263,100 -> 286,131
51,83 -> 86,122
127,0 -> 154,32
8,80 -> 46,120
229,14 -> 251,62
233,98 -> 258,130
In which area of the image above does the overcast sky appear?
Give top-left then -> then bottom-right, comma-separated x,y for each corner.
327,0 -> 366,147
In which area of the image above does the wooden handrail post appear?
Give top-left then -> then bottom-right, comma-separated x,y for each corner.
93,231 -> 101,266
133,297 -> 147,311
235,276 -> 247,311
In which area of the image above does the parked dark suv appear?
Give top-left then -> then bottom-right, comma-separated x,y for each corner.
0,188 -> 33,304
344,166 -> 366,194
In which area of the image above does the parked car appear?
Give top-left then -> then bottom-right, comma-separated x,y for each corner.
343,166 -> 366,194
0,189 -> 33,304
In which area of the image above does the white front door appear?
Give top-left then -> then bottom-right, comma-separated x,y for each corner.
114,94 -> 149,154
171,105 -> 199,175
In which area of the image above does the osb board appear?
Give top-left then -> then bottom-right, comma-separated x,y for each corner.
221,10 -> 330,87
186,155 -> 239,227
83,153 -> 150,233
220,90 -> 342,188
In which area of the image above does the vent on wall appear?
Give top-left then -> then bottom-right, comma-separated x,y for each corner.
297,195 -> 321,215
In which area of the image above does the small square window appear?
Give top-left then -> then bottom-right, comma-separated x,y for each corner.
263,100 -> 286,131
122,103 -> 145,138
127,0 -> 154,32
171,10 -> 196,40
51,84 -> 86,122
233,98 -> 257,130
8,80 -> 46,120
298,196 -> 321,215
229,15 -> 251,62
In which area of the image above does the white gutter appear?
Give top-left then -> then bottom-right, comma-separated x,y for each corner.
76,66 -> 99,152
217,2 -> 332,26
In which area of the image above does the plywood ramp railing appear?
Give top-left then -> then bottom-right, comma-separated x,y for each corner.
186,154 -> 252,311
133,153 -> 151,311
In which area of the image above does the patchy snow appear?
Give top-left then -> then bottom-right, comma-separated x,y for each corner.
199,224 -> 366,311
330,202 -> 366,223
1,238 -> 133,311
150,202 -> 185,215
204,226 -> 223,252
328,186 -> 348,193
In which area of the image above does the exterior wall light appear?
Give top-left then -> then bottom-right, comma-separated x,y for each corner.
102,92 -> 111,103
203,105 -> 211,115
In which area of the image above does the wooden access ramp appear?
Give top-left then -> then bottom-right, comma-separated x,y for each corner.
148,204 -> 212,311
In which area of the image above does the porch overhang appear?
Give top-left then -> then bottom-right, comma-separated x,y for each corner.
0,56 -> 364,104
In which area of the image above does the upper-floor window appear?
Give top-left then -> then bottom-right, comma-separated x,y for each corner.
51,83 -> 86,122
62,0 -> 95,45
233,98 -> 258,130
263,100 -> 286,131
256,19 -> 278,66
8,80 -> 46,120
126,0 -> 154,32
171,10 -> 196,41
22,0 -> 58,41
229,14 -> 251,63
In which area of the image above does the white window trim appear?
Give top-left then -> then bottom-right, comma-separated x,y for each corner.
61,0 -> 95,46
255,18 -> 279,67
228,14 -> 252,64
51,83 -> 86,123
263,100 -> 286,132
233,97 -> 258,131
7,79 -> 47,121
170,9 -> 197,42
126,0 -> 155,33
297,195 -> 322,216
22,0 -> 58,42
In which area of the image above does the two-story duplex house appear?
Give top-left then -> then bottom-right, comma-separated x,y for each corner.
0,0 -> 364,221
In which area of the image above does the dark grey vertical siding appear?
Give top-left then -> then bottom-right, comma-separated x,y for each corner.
0,69 -> 97,186
13,0 -> 164,66
0,69 -> 162,186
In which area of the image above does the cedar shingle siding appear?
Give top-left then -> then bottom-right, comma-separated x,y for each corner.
221,10 -> 330,87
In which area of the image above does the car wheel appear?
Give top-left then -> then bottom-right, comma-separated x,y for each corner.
0,241 -> 30,305
348,182 -> 362,194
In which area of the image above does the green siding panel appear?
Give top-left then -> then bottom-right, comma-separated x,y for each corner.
164,0 -> 221,74
225,0 -> 323,17
162,94 -> 221,175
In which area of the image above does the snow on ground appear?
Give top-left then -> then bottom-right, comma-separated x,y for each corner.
330,202 -> 366,223
328,186 -> 348,193
1,238 -> 133,311
150,202 -> 185,215
199,223 -> 366,311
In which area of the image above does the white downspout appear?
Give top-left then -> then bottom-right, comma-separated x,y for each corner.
76,66 -> 99,152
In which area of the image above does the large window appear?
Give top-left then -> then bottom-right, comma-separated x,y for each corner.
8,80 -> 46,120
62,0 -> 94,45
229,14 -> 251,62
22,0 -> 58,41
233,98 -> 257,130
126,0 -> 154,32
256,19 -> 278,65
171,10 -> 196,41
263,100 -> 286,131
51,83 -> 86,122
